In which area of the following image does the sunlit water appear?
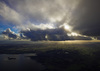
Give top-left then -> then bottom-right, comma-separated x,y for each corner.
0,40 -> 100,45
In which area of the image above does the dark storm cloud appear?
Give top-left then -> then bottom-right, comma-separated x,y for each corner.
2,28 -> 18,39
21,28 -> 70,41
1,28 -> 92,41
71,0 -> 100,36
21,28 -> 92,41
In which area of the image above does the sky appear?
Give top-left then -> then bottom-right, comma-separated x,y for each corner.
0,0 -> 100,41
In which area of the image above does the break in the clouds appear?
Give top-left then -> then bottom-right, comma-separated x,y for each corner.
0,0 -> 100,41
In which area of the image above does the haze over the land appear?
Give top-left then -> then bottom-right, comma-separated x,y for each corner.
0,0 -> 100,41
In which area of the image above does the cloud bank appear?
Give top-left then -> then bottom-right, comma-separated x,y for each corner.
2,28 -> 92,41
21,28 -> 70,41
2,28 -> 19,39
0,0 -> 80,30
0,0 -> 100,41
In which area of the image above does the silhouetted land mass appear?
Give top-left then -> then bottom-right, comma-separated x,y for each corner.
0,41 -> 100,71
